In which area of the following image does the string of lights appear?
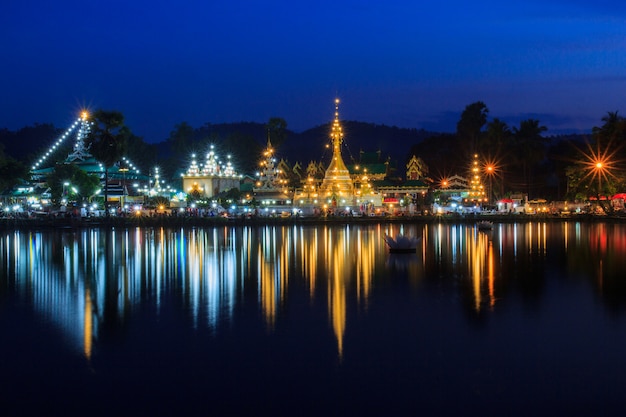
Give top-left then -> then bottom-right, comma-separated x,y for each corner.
31,115 -> 86,170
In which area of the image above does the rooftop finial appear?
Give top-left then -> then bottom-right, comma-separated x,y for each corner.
331,98 -> 343,146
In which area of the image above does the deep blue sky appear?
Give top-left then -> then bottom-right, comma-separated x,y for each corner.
1,0 -> 625,143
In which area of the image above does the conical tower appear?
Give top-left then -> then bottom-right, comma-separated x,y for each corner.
469,153 -> 486,203
255,133 -> 281,190
319,99 -> 354,202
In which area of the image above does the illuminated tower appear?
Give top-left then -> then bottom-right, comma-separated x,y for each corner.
319,99 -> 355,203
469,154 -> 486,203
249,133 -> 293,208
255,135 -> 282,190
66,111 -> 93,162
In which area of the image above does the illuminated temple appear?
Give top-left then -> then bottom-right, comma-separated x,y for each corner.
319,99 -> 355,200
251,136 -> 293,208
29,111 -> 147,207
295,99 -> 382,213
181,145 -> 241,198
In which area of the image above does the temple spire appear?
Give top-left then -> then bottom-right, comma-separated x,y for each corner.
331,98 -> 343,153
266,128 -> 273,150
319,98 -> 354,202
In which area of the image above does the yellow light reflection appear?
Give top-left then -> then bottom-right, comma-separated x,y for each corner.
257,227 -> 290,329
84,288 -> 93,360
4,225 -> 379,361
322,228 -> 346,357
259,243 -> 278,328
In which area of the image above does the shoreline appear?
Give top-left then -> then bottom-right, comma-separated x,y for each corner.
2,213 -> 626,231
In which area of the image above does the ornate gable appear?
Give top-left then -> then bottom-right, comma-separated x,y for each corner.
406,155 -> 428,180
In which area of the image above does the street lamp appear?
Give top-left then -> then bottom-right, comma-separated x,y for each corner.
486,165 -> 494,203
62,182 -> 70,205
119,164 -> 129,211
580,141 -> 616,204
595,161 -> 604,197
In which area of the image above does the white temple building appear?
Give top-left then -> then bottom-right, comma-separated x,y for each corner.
181,145 -> 241,198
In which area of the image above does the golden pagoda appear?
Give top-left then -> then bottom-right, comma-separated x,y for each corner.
319,98 -> 355,205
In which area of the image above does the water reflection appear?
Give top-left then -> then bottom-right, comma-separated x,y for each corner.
2,222 -> 626,360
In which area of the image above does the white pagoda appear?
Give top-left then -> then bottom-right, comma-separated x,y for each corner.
181,145 -> 241,198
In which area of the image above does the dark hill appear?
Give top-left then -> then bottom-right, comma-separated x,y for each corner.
151,121 -> 434,175
289,121 -> 434,166
0,124 -> 63,162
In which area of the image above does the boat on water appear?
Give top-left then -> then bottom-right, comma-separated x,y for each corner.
477,220 -> 493,230
383,234 -> 421,253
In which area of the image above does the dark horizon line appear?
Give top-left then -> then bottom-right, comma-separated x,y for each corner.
1,118 -> 594,141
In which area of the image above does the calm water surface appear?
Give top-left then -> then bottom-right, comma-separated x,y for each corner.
1,222 -> 626,416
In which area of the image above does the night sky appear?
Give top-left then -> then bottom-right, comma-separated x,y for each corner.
1,0 -> 625,143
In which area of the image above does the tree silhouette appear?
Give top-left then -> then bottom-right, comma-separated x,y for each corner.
481,118 -> 512,196
457,101 -> 489,155
592,111 -> 626,169
168,122 -> 195,158
0,153 -> 27,193
86,110 -> 127,215
124,128 -> 157,174
266,117 -> 288,149
482,118 -> 511,155
46,163 -> 101,204
512,119 -> 548,198
592,111 -> 622,149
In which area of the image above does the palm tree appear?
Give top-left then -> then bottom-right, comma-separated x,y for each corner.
266,117 -> 288,149
482,118 -> 511,153
592,111 -> 621,148
512,119 -> 548,198
456,101 -> 489,155
580,111 -> 626,211
592,111 -> 626,166
168,121 -> 194,158
86,110 -> 127,215
479,118 -> 513,199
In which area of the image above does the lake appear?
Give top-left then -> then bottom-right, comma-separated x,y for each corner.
1,221 -> 626,416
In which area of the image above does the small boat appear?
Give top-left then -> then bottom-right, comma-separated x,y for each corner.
383,234 -> 421,253
477,221 -> 493,230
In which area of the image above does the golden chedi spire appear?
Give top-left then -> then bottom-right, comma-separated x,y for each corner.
320,98 -> 354,202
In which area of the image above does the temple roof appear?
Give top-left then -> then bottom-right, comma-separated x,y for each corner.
347,163 -> 387,175
358,150 -> 383,164
29,114 -> 148,182
372,178 -> 429,189
31,158 -> 103,176
182,145 -> 238,178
